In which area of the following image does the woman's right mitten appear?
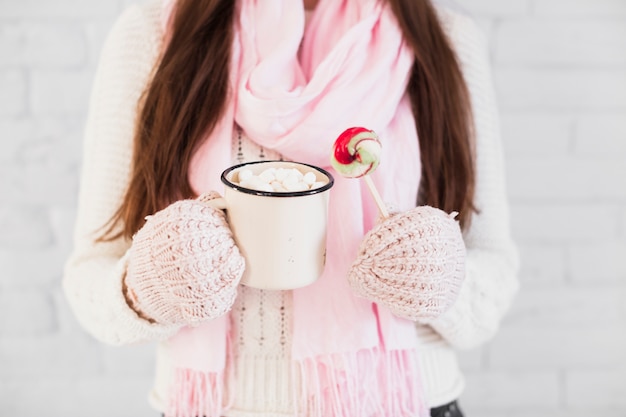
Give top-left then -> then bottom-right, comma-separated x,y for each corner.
124,192 -> 245,326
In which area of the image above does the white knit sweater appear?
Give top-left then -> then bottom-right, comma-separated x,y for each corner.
63,1 -> 519,415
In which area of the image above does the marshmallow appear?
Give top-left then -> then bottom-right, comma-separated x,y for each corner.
235,167 -> 326,193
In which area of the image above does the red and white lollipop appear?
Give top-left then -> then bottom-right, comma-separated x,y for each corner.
331,127 -> 389,218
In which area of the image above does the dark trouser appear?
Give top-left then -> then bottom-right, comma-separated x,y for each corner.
430,400 -> 464,417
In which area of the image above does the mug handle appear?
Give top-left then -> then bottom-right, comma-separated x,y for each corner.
197,192 -> 228,210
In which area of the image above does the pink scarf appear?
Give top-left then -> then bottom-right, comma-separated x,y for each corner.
161,0 -> 427,415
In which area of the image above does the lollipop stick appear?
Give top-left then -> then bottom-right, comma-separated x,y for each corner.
363,175 -> 389,218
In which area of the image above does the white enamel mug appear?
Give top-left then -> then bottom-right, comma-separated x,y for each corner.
207,161 -> 334,290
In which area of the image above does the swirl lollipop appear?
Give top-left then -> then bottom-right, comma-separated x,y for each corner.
331,127 -> 389,218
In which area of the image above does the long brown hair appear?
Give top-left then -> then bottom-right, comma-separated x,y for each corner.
104,0 -> 475,240
389,0 -> 476,226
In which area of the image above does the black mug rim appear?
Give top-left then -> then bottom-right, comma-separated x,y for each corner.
220,160 -> 335,198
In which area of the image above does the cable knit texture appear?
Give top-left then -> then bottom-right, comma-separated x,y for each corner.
125,192 -> 245,326
348,206 -> 466,323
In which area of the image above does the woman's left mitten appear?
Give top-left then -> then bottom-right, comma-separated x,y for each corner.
348,206 -> 466,323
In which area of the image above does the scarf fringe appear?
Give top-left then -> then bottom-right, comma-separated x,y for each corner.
294,348 -> 429,417
166,368 -> 224,417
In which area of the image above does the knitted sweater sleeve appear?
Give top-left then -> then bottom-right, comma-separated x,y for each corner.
62,3 -> 179,345
427,10 -> 520,350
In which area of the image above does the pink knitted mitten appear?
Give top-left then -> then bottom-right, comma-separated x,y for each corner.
124,192 -> 245,326
348,206 -> 466,323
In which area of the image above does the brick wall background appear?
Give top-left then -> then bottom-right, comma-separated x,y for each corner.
1,0 -> 625,415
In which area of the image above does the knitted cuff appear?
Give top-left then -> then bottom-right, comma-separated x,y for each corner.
348,206 -> 466,323
125,197 -> 245,326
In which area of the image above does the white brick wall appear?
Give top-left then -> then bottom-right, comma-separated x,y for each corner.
461,1 -> 626,415
0,0 -> 624,416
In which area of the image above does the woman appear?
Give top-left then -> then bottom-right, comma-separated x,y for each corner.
63,0 -> 519,416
